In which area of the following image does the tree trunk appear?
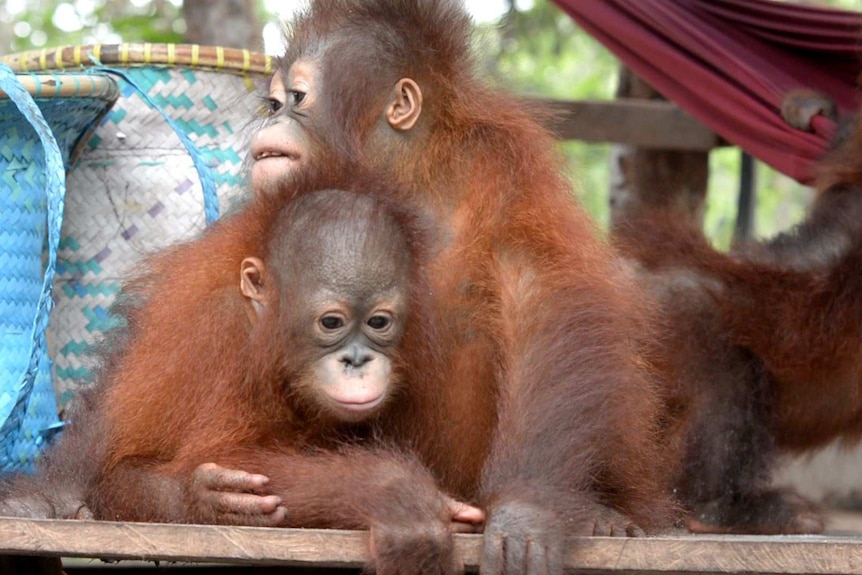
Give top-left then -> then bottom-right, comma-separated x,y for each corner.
183,0 -> 263,51
609,66 -> 709,230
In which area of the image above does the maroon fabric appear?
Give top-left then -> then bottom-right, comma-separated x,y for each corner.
551,0 -> 862,183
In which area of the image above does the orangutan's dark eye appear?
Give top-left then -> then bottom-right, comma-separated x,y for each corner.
290,90 -> 306,106
260,96 -> 283,116
367,315 -> 391,330
320,315 -> 344,330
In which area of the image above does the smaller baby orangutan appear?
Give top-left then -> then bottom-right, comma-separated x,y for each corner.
1,173 -> 486,573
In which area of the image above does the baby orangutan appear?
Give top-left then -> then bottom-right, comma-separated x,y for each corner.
2,182 -> 485,573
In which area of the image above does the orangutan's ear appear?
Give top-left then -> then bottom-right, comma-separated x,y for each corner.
386,78 -> 423,131
241,257 -> 267,318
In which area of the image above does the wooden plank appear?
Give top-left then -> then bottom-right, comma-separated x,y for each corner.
0,519 -> 368,569
5,518 -> 862,573
533,98 -> 724,151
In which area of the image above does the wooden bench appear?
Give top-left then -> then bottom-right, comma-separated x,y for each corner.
4,514 -> 862,573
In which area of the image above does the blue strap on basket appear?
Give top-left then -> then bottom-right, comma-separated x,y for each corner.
85,60 -> 220,225
0,63 -> 66,472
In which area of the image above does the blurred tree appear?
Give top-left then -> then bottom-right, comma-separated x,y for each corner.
183,0 -> 263,49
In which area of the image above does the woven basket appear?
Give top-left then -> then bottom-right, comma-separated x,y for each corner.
0,66 -> 118,472
3,45 -> 273,410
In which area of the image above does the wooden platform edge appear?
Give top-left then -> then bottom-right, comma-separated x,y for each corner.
4,518 -> 862,573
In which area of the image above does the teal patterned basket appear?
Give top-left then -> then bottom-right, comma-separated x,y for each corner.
4,45 -> 273,409
0,66 -> 118,472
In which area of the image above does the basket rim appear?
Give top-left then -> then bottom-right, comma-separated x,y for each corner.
0,73 -> 118,101
3,44 -> 273,77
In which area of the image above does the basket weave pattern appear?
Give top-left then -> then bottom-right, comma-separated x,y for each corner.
0,76 -> 117,471
2,46 -> 273,408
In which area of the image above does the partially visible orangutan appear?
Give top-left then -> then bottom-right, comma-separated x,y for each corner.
614,88 -> 862,535
779,88 -> 839,134
247,0 -> 676,568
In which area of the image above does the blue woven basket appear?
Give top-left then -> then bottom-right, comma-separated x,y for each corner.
0,67 -> 117,473
3,44 -> 272,408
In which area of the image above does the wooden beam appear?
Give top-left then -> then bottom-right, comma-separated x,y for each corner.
4,517 -> 862,573
533,98 -> 724,151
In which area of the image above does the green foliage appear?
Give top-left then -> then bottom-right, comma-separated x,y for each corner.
703,148 -> 741,249
1,0 -> 183,55
104,13 -> 184,45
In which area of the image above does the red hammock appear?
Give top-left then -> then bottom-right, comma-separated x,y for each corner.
551,0 -> 862,183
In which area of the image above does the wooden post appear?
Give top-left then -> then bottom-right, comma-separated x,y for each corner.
734,150 -> 757,243
609,66 -> 709,230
